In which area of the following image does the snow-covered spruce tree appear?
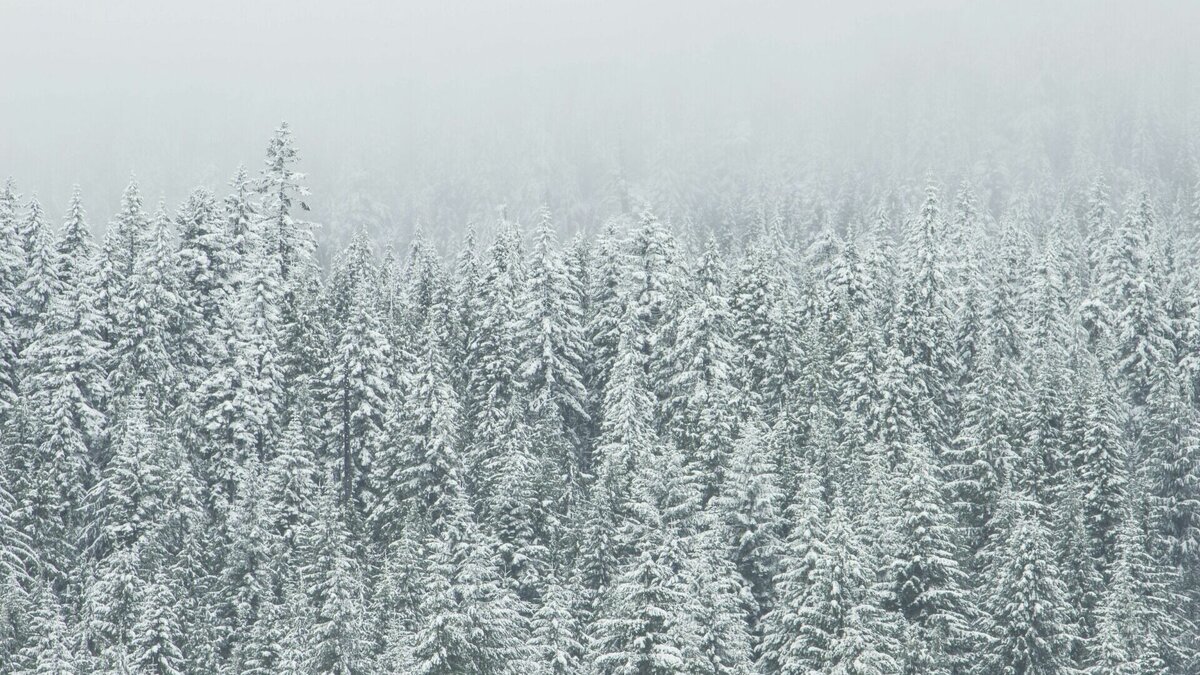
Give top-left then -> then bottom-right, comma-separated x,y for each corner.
983,219 -> 1030,362
952,221 -> 987,395
172,188 -> 237,488
407,494 -> 530,674
730,238 -> 791,421
255,122 -> 324,395
80,391 -> 201,665
661,235 -> 740,504
400,226 -> 443,339
486,397 -> 556,602
584,220 -> 627,445
982,500 -> 1075,675
17,287 -> 101,589
627,209 -> 680,388
16,583 -> 79,675
587,455 -> 705,675
265,396 -> 319,556
871,344 -> 924,470
221,215 -> 287,468
827,223 -> 884,395
1053,469 -> 1105,668
299,484 -> 372,674
1022,229 -> 1077,506
16,196 -> 62,353
129,568 -> 188,675
221,454 -> 284,673
0,179 -> 24,419
317,244 -> 391,518
888,436 -> 978,673
715,419 -> 784,620
257,121 -> 315,290
1070,354 -> 1130,567
1141,354 -> 1200,569
223,164 -> 258,279
17,189 -> 107,588
518,207 -> 590,466
97,178 -> 149,390
758,469 -> 827,674
1089,495 -> 1190,673
686,526 -> 756,675
173,186 -> 233,377
373,301 -> 465,539
1105,192 -> 1173,408
43,188 -> 106,392
464,219 -> 525,503
529,574 -> 585,675
762,488 -> 901,675
448,224 -> 483,402
591,314 -> 657,520
109,203 -> 180,410
893,184 -> 957,451
947,340 -> 1028,563
0,442 -> 36,664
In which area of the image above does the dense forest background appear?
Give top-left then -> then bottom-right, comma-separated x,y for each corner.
4,1 -> 1200,673
1,118 -> 1199,672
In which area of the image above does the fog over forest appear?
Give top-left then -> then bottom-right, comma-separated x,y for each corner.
2,1 -> 1198,249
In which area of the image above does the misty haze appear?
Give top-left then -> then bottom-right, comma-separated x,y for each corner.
1,1 -> 1199,673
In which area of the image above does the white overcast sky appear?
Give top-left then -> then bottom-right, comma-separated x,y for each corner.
1,0 -> 1196,225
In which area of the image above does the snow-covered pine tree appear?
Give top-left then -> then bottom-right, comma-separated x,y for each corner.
1141,346 -> 1200,569
685,526 -> 755,675
97,177 -> 149,382
222,454 -> 284,673
1107,192 -> 1174,408
795,502 -> 899,675
592,315 -> 656,518
730,239 -> 790,421
628,209 -> 680,391
223,164 -> 258,280
758,469 -> 828,673
1089,495 -> 1190,673
17,190 -> 107,588
265,399 -> 319,557
587,492 -> 701,674
1022,228 -> 1077,506
1053,469 -> 1105,668
947,340 -> 1028,562
257,122 -> 315,288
